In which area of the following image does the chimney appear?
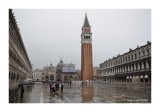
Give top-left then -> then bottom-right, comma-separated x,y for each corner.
129,48 -> 132,51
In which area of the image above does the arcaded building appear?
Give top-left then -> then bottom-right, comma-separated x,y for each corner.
42,63 -> 56,81
62,63 -> 77,81
41,59 -> 78,82
98,41 -> 151,83
56,59 -> 78,81
9,9 -> 33,99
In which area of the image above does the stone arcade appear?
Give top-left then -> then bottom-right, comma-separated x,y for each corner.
9,9 -> 33,100
98,42 -> 151,83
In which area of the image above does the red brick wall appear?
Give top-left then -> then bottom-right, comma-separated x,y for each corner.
81,43 -> 93,80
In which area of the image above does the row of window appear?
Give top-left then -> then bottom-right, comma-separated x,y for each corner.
34,71 -> 43,73
33,74 -> 42,76
102,49 -> 150,68
10,23 -> 32,69
84,36 -> 90,39
101,60 -> 151,75
10,55 -> 30,76
43,73 -> 55,74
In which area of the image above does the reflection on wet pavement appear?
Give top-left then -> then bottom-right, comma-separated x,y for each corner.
9,81 -> 151,103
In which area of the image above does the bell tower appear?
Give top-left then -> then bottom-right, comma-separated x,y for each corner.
81,13 -> 93,81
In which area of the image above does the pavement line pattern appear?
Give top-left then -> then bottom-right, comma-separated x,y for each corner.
63,96 -> 71,103
40,86 -> 43,103
57,91 -> 71,103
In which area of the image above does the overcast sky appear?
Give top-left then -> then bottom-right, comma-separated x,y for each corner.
13,9 -> 151,70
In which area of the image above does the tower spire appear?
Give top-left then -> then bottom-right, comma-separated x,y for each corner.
83,13 -> 90,27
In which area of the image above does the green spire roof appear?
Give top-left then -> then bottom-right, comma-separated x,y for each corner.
83,13 -> 90,27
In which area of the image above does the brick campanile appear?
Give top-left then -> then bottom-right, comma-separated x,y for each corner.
81,13 -> 93,81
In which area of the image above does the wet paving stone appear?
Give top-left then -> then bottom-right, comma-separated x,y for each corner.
10,81 -> 151,103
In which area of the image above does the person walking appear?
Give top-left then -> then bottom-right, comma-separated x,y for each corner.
20,84 -> 25,98
55,82 -> 59,91
61,82 -> 64,92
69,80 -> 72,86
81,81 -> 84,86
51,83 -> 55,94
49,83 -> 52,93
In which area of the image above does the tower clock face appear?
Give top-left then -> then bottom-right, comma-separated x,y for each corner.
84,28 -> 90,33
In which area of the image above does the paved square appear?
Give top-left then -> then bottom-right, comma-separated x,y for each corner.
10,81 -> 151,103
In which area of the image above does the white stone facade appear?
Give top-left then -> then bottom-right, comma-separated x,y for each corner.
81,33 -> 92,44
98,41 -> 151,83
33,69 -> 43,81
9,9 -> 33,99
